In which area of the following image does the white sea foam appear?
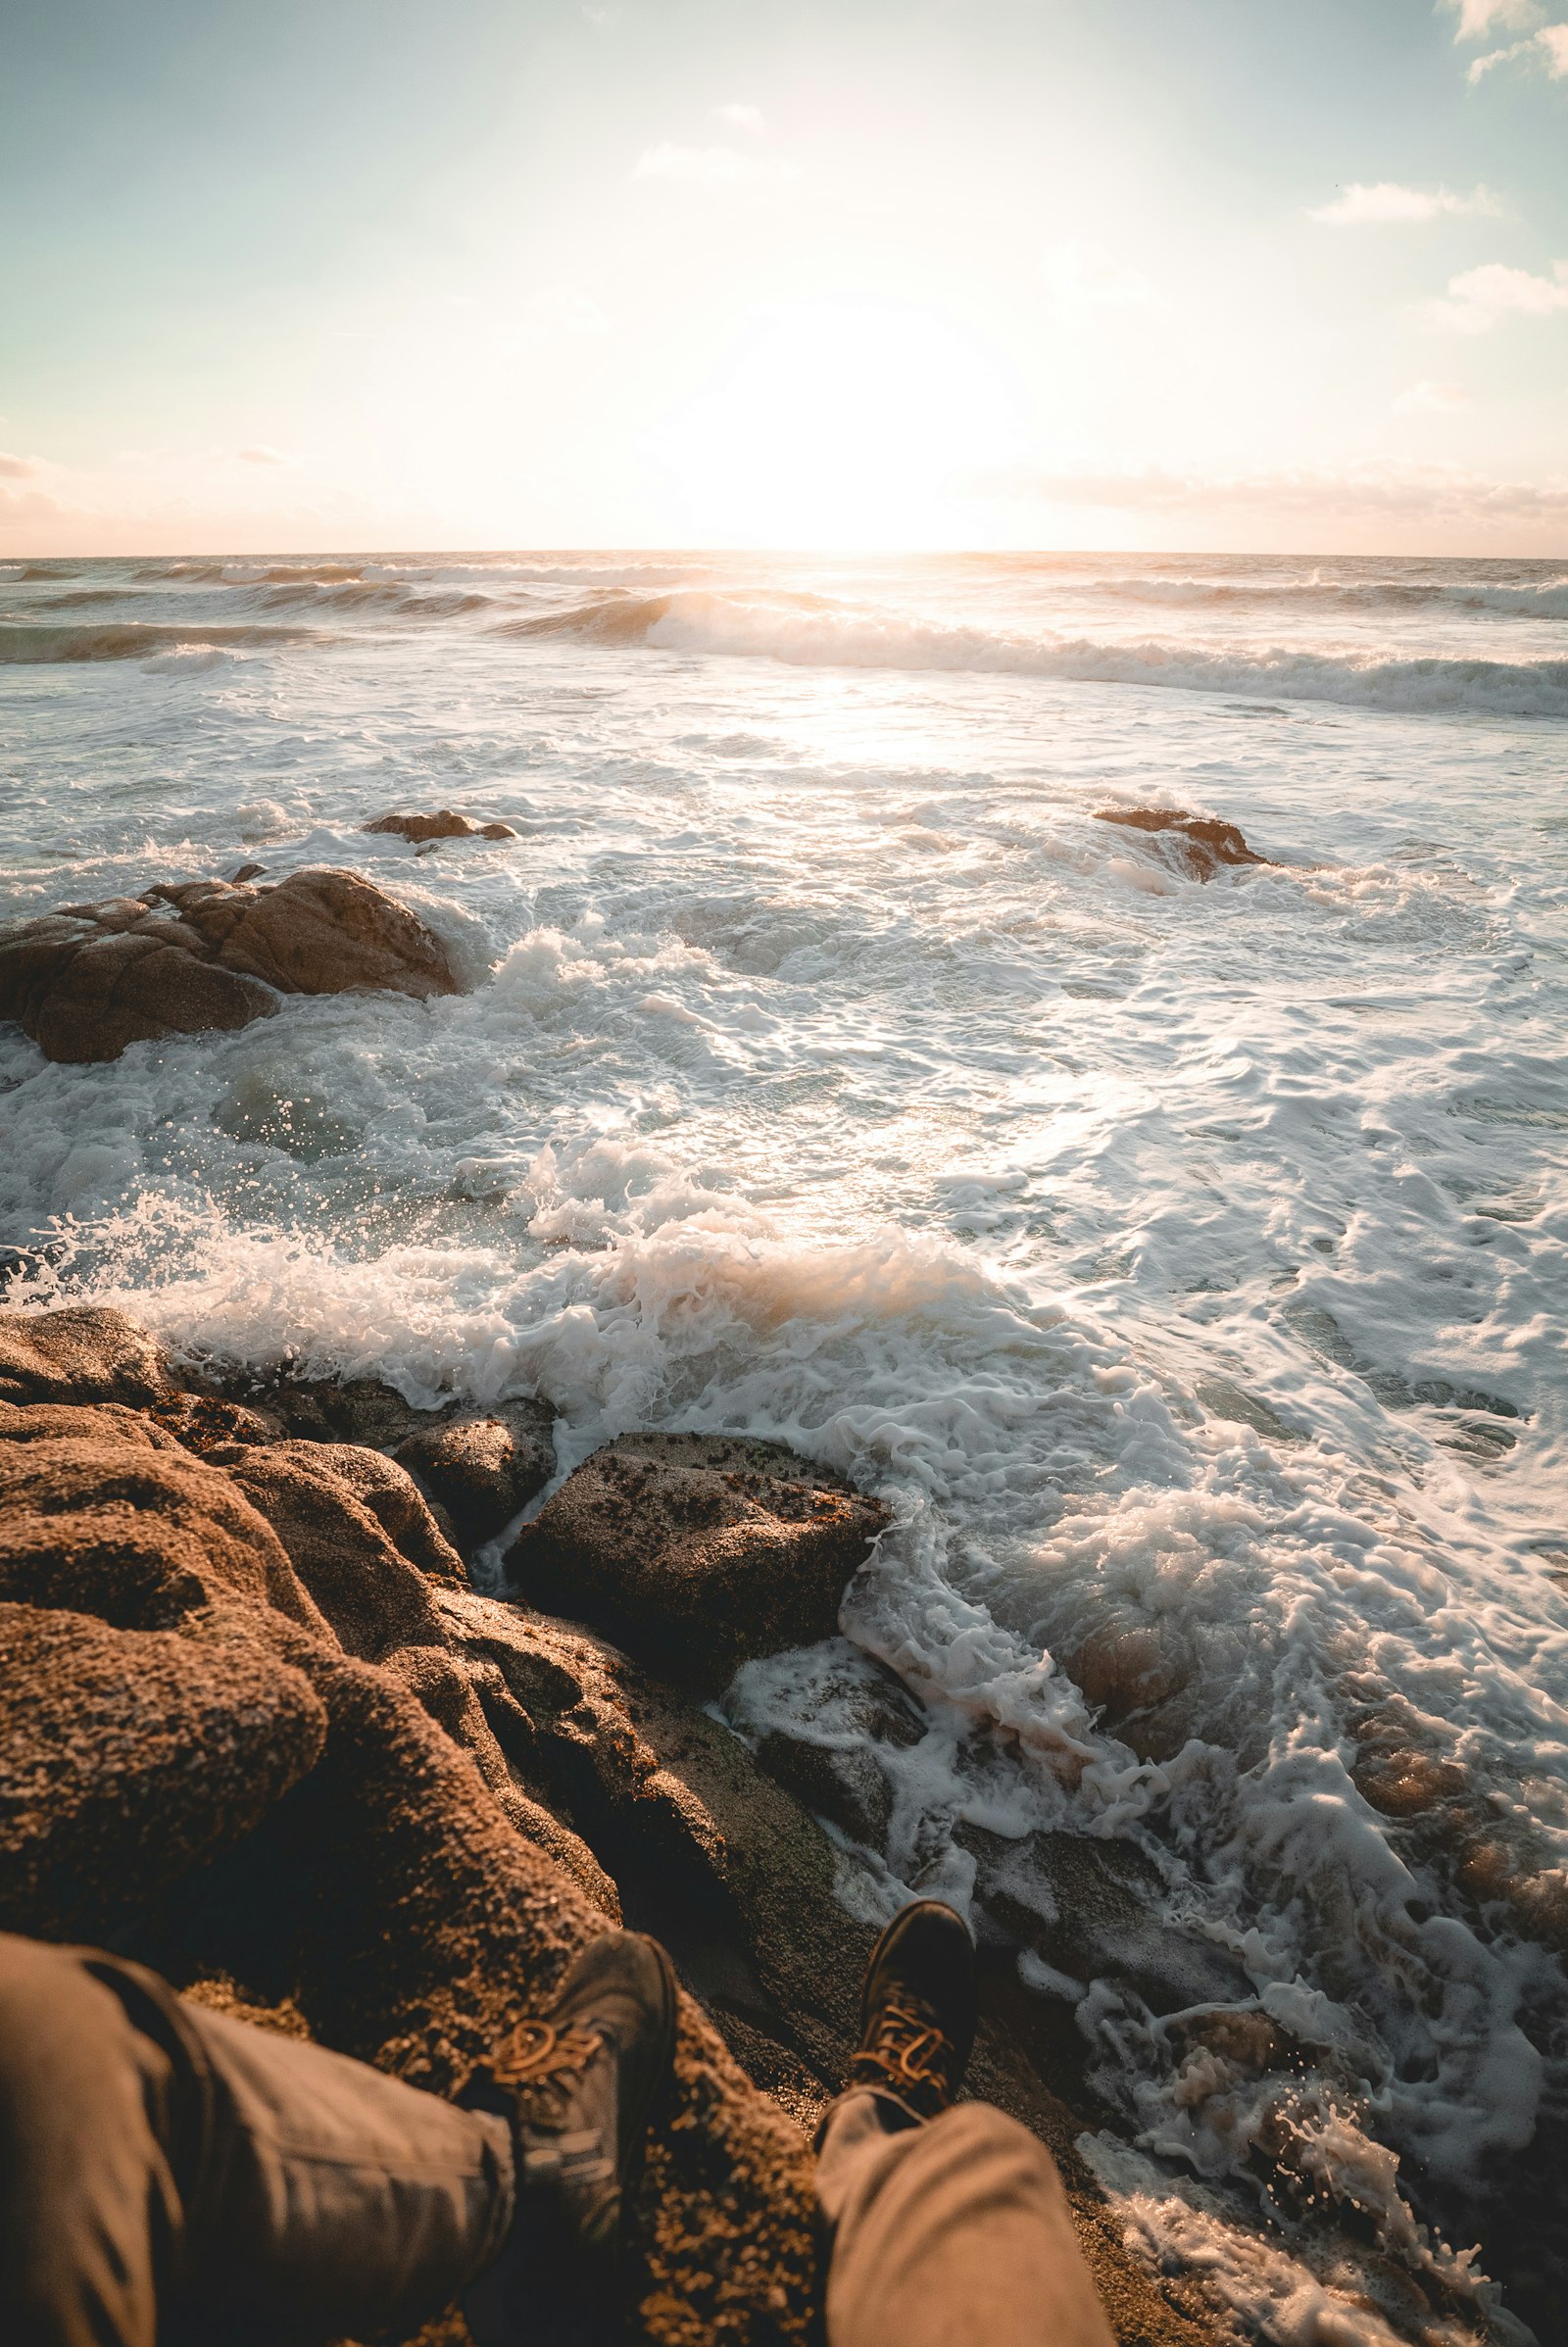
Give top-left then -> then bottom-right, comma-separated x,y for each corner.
2,547 -> 1565,2343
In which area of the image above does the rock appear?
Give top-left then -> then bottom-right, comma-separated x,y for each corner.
0,1399 -> 186,1452
270,1441 -> 466,1581
1094,807 -> 1269,882
0,1433 -> 332,1637
0,1602 -> 325,1942
394,1400 -> 556,1549
0,867 -> 462,1063
226,1445 -> 450,1658
364,809 -> 517,843
0,1305 -> 172,1406
957,1824 -> 1251,2016
505,1434 -> 891,1687
224,1367 -> 441,1451
149,1389 -> 286,1455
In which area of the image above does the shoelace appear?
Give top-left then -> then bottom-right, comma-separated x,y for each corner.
486,2019 -> 615,2188
849,1990 -> 956,2117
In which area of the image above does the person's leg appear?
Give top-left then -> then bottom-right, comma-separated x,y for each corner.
815,1901 -> 1116,2347
815,2087 -> 1115,2347
0,1928 -> 514,2347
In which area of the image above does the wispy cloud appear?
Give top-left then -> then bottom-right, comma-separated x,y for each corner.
1040,241 -> 1154,307
0,451 -> 40,479
633,142 -> 796,190
524,288 -> 612,337
1392,378 -> 1471,412
713,103 -> 765,137
956,455 -> 1568,524
1423,257 -> 1568,330
1444,0 -> 1541,36
236,444 -> 293,466
1307,180 -> 1502,224
1466,21 -> 1568,79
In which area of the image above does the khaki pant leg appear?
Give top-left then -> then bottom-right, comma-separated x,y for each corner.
0,1932 -> 514,2347
817,2090 -> 1117,2347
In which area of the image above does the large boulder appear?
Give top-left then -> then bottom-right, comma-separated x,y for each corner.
0,867 -> 462,1062
1094,807 -> 1269,881
394,1401 -> 556,1549
0,1602 -> 326,1942
504,1434 -> 891,1687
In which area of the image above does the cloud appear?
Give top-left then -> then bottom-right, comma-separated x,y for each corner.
713,104 -> 765,136
1445,0 -> 1541,38
524,288 -> 612,336
1467,20 -> 1568,77
1392,378 -> 1470,412
956,455 -> 1568,525
632,142 -> 796,189
1040,241 -> 1155,308
1423,257 -> 1568,329
236,444 -> 293,466
0,485 -> 70,526
0,451 -> 40,479
1307,180 -> 1502,224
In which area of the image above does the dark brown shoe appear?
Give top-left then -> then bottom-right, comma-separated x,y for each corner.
849,1898 -> 976,2120
463,1930 -> 678,2346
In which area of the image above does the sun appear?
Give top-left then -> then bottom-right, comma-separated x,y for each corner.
649,301 -> 1018,549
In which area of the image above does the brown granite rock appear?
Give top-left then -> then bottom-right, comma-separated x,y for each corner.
0,1602 -> 326,1942
504,1434 -> 891,1687
149,1388 -> 285,1455
226,1444 -> 449,1659
1094,807 -> 1270,881
0,1433 -> 331,1636
0,867 -> 462,1063
0,1398 -> 185,1452
259,1440 -> 465,1582
394,1401 -> 556,1549
364,809 -> 517,843
0,1304 -> 172,1406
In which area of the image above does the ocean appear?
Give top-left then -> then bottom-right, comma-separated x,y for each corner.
3,548 -> 1566,2343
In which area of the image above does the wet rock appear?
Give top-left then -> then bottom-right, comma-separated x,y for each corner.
226,1445 -> 449,1658
958,1825 -> 1252,2016
743,1647 -> 930,1848
505,1433 -> 891,1687
0,867 -> 461,1063
394,1401 -> 556,1549
226,1366 -> 442,1452
1094,807 -> 1270,882
364,809 -> 518,843
0,1304 -> 172,1406
0,1602 -> 326,1942
149,1388 -> 285,1455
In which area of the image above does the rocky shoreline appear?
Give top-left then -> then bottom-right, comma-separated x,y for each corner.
0,1301 -> 1224,2347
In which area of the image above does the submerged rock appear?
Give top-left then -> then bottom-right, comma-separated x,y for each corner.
0,867 -> 462,1062
504,1433 -> 892,1687
1094,807 -> 1270,881
364,808 -> 517,843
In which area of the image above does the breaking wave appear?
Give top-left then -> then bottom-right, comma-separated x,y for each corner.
498,589 -> 1568,718
0,621 -> 323,663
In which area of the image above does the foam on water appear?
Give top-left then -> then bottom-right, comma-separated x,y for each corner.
2,549 -> 1566,2343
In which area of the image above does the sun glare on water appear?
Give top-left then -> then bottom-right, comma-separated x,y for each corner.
650,302 -> 1019,549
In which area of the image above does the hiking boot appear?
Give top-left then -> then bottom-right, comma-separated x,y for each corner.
848,1898 -> 976,2121
463,1930 -> 678,2346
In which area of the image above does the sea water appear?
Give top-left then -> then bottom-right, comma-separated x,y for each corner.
3,551 -> 1566,2344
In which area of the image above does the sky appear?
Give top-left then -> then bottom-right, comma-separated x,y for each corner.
1,0 -> 1565,556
